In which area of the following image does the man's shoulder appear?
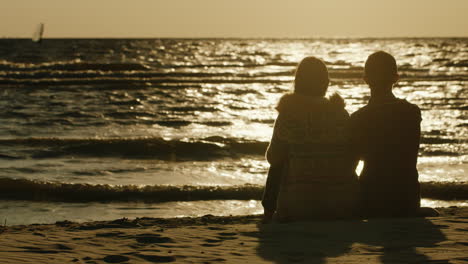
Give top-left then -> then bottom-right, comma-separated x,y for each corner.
403,100 -> 421,111
395,99 -> 421,118
350,99 -> 420,119
394,98 -> 419,107
349,105 -> 370,121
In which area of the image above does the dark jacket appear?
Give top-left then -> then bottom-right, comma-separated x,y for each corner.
349,97 -> 421,217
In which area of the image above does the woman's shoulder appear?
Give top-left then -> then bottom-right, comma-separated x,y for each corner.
276,93 -> 347,114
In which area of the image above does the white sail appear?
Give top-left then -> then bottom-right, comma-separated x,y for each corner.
32,23 -> 44,43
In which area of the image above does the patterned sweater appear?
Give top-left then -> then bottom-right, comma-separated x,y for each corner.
263,93 -> 358,220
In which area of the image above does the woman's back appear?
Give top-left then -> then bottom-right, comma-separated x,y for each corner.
262,57 -> 359,222
266,93 -> 358,221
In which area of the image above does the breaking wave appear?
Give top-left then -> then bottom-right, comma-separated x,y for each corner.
0,135 -> 463,160
0,137 -> 269,160
0,178 -> 466,202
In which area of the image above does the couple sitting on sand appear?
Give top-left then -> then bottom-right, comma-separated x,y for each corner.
262,51 -> 430,222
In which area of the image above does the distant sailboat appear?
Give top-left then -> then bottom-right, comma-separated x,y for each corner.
32,23 -> 44,43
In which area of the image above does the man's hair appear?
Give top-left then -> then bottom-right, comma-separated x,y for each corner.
364,51 -> 398,86
294,56 -> 329,96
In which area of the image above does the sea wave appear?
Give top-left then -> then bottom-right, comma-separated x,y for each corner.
0,136 -> 463,160
1,74 -> 466,86
0,60 -> 150,71
0,76 -> 291,86
0,137 -> 268,160
0,178 -> 465,202
1,59 -> 467,86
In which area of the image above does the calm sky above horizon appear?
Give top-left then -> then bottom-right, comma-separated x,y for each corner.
1,0 -> 467,38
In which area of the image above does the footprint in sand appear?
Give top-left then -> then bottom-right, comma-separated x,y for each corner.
135,234 -> 174,244
200,232 -> 238,247
19,246 -> 59,254
201,243 -> 221,247
103,255 -> 130,263
210,258 -> 226,262
207,227 -> 225,231
33,232 -> 45,237
217,232 -> 237,236
201,237 -> 223,247
55,243 -> 73,250
134,253 -> 176,263
96,231 -> 126,238
204,239 -> 223,243
129,244 -> 161,251
216,232 -> 238,240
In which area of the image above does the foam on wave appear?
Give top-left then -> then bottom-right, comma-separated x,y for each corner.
0,178 -> 466,203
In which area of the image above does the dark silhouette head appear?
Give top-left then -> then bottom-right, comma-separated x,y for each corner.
364,51 -> 399,88
294,56 -> 329,96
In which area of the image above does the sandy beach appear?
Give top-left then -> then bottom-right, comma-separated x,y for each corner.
0,38 -> 467,262
0,207 -> 466,264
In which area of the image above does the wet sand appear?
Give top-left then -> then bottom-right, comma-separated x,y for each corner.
0,207 -> 467,264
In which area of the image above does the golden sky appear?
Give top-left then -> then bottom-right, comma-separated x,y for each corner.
1,0 -> 467,38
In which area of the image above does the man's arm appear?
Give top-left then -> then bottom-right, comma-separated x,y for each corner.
346,113 -> 362,175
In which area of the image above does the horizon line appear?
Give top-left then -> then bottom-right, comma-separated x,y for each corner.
2,36 -> 468,40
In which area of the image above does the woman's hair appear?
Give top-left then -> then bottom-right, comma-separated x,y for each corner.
294,56 -> 329,96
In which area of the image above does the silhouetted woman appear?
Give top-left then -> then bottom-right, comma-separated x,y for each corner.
262,57 -> 358,222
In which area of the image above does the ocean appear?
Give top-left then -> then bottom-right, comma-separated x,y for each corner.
0,38 -> 466,225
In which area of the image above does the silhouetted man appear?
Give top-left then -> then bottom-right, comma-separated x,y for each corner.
349,51 -> 421,217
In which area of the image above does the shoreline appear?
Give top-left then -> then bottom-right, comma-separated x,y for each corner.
1,199 -> 466,227
1,207 -> 467,263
